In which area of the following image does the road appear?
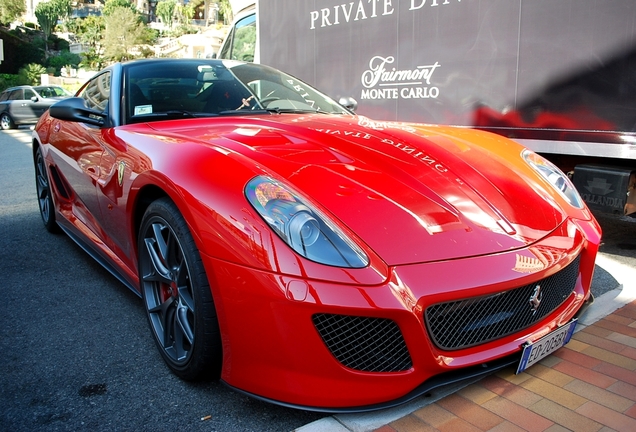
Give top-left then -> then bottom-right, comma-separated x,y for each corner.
1,127 -> 634,432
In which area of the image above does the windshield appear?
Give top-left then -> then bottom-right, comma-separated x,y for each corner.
124,60 -> 351,124
34,86 -> 73,98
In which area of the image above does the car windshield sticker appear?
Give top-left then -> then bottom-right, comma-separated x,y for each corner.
135,105 -> 153,115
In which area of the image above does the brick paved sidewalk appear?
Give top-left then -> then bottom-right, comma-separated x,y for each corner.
374,300 -> 636,432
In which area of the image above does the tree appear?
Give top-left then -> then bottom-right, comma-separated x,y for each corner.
67,15 -> 105,49
103,0 -> 137,16
0,0 -> 26,25
35,2 -> 59,52
156,0 -> 177,28
65,15 -> 106,69
175,2 -> 194,25
218,0 -> 231,24
103,7 -> 145,61
56,0 -> 72,20
35,1 -> 58,41
35,0 -> 72,45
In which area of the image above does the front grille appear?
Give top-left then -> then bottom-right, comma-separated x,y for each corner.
425,255 -> 581,350
312,314 -> 412,372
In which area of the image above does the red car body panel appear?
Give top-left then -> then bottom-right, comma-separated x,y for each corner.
202,216 -> 599,408
33,60 -> 600,410
141,116 -> 570,266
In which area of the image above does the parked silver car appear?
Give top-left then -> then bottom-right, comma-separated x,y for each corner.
0,85 -> 72,130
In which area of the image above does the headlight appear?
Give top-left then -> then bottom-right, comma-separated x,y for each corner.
522,149 -> 584,209
245,176 -> 369,268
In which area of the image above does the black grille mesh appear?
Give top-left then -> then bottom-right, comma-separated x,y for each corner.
312,314 -> 412,372
425,255 -> 581,350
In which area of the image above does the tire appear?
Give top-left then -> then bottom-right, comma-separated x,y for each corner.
138,198 -> 222,381
1,112 -> 15,130
35,146 -> 60,233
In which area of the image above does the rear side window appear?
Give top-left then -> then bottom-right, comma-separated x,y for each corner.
8,90 -> 23,100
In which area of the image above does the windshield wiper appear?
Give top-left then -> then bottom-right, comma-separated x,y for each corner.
264,107 -> 328,115
128,110 -> 219,124
158,110 -> 198,118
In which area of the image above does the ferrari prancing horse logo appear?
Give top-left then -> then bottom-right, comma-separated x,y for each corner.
117,161 -> 126,187
529,285 -> 542,315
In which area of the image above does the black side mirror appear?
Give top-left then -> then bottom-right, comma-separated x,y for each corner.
49,97 -> 106,127
339,96 -> 358,112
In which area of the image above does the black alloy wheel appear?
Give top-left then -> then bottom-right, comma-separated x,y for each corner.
138,198 -> 222,380
35,146 -> 59,233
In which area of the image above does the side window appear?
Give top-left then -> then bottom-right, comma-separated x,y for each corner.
0,92 -> 8,102
79,71 -> 111,112
8,90 -> 23,100
221,13 -> 256,62
39,88 -> 53,98
24,89 -> 36,99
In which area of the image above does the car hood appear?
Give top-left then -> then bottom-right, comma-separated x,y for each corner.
148,115 -> 565,265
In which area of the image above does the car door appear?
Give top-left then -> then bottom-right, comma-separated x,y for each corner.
46,72 -> 111,240
0,90 -> 10,116
94,128 -> 140,270
6,88 -> 33,123
27,88 -> 52,119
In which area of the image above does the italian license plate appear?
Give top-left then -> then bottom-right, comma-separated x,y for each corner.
516,319 -> 577,374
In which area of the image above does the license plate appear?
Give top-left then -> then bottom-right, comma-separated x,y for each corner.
516,319 -> 577,374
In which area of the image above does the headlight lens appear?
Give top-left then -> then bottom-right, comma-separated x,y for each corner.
245,176 -> 369,268
522,149 -> 584,209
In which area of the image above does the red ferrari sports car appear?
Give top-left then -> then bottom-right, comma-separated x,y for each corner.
33,59 -> 601,412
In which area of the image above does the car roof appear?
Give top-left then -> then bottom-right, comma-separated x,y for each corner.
2,85 -> 64,91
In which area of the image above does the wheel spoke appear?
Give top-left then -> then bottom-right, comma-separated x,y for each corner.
176,260 -> 195,312
143,226 -> 173,284
172,317 -> 186,360
36,164 -> 47,191
176,301 -> 194,345
162,298 -> 177,349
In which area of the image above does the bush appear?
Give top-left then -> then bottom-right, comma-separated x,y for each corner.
0,74 -> 25,92
46,50 -> 82,75
18,64 -> 47,86
51,36 -> 70,51
142,27 -> 160,45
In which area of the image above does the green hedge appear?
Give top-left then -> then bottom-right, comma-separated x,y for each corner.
0,74 -> 26,92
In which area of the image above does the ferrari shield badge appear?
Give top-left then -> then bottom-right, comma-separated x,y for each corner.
117,161 -> 126,187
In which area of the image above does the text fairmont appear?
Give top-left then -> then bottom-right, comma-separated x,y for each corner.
310,0 -> 463,29
361,56 -> 441,100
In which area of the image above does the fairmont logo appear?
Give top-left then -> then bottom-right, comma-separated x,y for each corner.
360,56 -> 441,100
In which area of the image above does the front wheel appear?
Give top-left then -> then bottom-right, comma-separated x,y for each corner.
138,198 -> 222,380
35,146 -> 60,233
1,113 -> 15,130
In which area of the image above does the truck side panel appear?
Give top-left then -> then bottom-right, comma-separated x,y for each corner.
259,0 -> 636,139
